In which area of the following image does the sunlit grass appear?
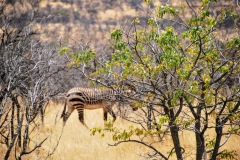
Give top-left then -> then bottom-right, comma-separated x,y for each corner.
1,101 -> 239,159
42,102 -> 240,160
41,102 -> 149,160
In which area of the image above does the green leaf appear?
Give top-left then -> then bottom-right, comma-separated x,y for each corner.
59,47 -> 70,55
218,150 -> 238,160
157,5 -> 178,18
111,29 -> 123,41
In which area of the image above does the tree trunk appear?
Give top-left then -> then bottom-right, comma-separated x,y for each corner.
16,100 -> 21,147
0,95 -> 3,105
12,95 -> 22,147
39,100 -> 44,124
10,101 -> 15,141
18,124 -> 29,160
170,122 -> 183,160
147,104 -> 152,130
194,113 -> 204,160
4,113 -> 24,160
211,119 -> 223,160
165,104 -> 183,160
40,107 -> 44,124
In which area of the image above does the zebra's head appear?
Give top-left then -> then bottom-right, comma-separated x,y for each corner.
114,88 -> 138,111
124,89 -> 135,96
121,86 -> 138,111
128,101 -> 139,111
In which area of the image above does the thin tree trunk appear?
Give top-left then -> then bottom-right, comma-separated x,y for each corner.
195,108 -> 205,160
147,104 -> 152,130
16,100 -> 21,147
169,108 -> 182,160
39,100 -> 44,124
195,123 -> 205,160
18,124 -> 29,160
195,86 -> 206,160
4,113 -> 24,160
0,95 -> 3,105
165,104 -> 183,160
40,107 -> 44,124
10,101 -> 15,141
12,95 -> 22,147
211,119 -> 223,160
170,122 -> 183,160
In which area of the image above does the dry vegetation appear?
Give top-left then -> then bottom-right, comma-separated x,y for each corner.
2,100 -> 239,160
42,102 -> 239,160
31,101 -> 152,160
1,0 -> 240,159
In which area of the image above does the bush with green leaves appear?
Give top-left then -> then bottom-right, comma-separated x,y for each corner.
63,0 -> 240,159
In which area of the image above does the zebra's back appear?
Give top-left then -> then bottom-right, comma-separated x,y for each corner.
66,87 -> 116,102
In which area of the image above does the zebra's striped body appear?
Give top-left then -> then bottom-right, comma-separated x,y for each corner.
61,87 -> 132,126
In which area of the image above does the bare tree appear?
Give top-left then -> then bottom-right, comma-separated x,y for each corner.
0,1 -> 66,159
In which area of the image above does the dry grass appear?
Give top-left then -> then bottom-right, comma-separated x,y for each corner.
40,102 -> 240,160
1,101 -> 240,160
40,102 -> 151,160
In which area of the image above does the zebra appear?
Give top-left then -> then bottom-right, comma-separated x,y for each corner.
61,87 -> 135,126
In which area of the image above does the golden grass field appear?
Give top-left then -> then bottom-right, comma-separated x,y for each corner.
37,102 -> 240,160
41,102 -> 151,160
0,101 -> 240,160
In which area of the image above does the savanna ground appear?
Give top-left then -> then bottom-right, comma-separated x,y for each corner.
1,101 -> 239,160
1,1 -> 240,159
42,101 -> 148,160
44,102 -> 240,160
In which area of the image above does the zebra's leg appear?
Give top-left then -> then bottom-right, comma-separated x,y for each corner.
103,111 -> 108,121
110,102 -> 117,122
104,102 -> 116,122
103,108 -> 116,127
61,98 -> 67,119
108,108 -> 116,122
62,102 -> 74,126
76,105 -> 87,127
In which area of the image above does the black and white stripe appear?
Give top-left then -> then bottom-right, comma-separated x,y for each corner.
61,87 -> 132,126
